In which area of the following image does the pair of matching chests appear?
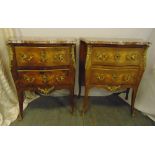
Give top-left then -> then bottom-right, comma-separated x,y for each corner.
8,38 -> 150,118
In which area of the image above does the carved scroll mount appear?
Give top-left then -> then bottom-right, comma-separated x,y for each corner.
104,85 -> 121,92
38,87 -> 55,95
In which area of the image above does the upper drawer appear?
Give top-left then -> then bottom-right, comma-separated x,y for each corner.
91,47 -> 145,66
15,46 -> 71,67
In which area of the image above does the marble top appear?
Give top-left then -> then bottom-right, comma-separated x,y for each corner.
81,38 -> 150,46
8,37 -> 77,45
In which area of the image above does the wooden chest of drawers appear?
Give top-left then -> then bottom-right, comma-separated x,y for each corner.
79,38 -> 150,115
8,38 -> 76,119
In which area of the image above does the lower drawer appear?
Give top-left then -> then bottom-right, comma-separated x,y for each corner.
90,67 -> 139,85
17,69 -> 73,86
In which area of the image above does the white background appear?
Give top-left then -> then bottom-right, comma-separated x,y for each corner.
18,28 -> 152,39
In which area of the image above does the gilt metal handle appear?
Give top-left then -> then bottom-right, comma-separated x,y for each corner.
131,55 -> 136,60
96,74 -> 105,81
54,54 -> 64,62
56,75 -> 65,82
123,74 -> 131,82
23,75 -> 35,83
21,54 -> 33,62
126,54 -> 136,61
97,54 -> 108,61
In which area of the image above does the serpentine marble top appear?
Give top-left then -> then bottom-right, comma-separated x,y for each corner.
8,37 -> 150,46
81,38 -> 150,46
8,37 -> 77,45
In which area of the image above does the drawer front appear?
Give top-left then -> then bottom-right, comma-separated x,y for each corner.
18,69 -> 72,86
91,47 -> 144,66
15,46 -> 71,67
90,68 -> 139,85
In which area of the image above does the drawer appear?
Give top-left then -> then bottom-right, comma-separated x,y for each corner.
90,67 -> 139,85
91,47 -> 144,66
15,46 -> 71,67
18,69 -> 72,86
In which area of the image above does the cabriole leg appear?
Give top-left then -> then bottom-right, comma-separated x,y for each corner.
83,86 -> 89,113
17,88 -> 24,119
69,87 -> 74,114
131,87 -> 138,116
125,88 -> 130,100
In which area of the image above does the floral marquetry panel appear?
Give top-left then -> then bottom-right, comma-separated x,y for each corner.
91,47 -> 145,67
18,69 -> 72,86
15,46 -> 71,67
90,68 -> 139,85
